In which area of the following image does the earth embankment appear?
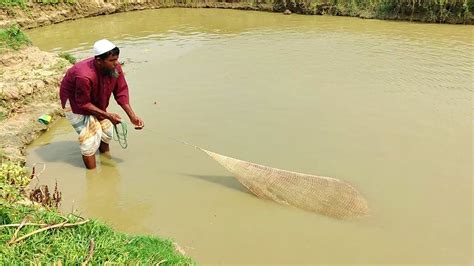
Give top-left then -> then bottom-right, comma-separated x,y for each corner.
0,46 -> 69,162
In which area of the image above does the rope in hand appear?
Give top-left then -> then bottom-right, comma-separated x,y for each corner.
113,121 -> 128,149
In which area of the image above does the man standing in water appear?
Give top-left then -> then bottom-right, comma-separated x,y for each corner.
59,39 -> 144,169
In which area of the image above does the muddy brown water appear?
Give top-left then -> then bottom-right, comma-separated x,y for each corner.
26,8 -> 472,265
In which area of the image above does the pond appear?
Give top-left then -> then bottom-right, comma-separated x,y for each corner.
26,8 -> 472,264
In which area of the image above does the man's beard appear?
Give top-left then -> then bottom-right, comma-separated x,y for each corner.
103,68 -> 119,78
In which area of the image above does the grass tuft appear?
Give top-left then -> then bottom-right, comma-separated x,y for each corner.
0,0 -> 75,7
59,52 -> 77,64
0,24 -> 31,52
0,0 -> 26,8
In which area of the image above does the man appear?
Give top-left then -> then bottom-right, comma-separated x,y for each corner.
60,39 -> 144,169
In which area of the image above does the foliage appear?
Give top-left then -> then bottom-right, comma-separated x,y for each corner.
0,162 -> 29,201
52,58 -> 71,71
38,0 -> 60,4
0,0 -> 26,8
276,0 -> 472,22
0,0 -> 75,7
0,24 -> 31,52
59,52 -> 77,64
0,201 -> 194,265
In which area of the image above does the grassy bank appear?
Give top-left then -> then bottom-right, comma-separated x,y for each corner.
0,163 -> 193,264
0,0 -> 75,7
0,24 -> 30,52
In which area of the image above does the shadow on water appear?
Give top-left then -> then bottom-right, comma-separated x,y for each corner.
81,158 -> 154,233
182,173 -> 251,195
32,140 -> 124,168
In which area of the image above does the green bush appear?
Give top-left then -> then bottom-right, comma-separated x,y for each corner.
0,24 -> 31,52
0,162 -> 29,201
314,0 -> 472,21
59,52 -> 77,64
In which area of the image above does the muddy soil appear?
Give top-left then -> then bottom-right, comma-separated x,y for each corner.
0,46 -> 69,163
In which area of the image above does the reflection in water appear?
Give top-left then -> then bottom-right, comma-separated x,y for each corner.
83,155 -> 153,234
26,8 -> 473,265
83,155 -> 121,217
182,174 -> 251,195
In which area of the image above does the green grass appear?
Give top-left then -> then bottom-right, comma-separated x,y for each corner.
0,0 -> 75,7
0,0 -> 26,8
0,202 -> 194,264
0,163 -> 194,265
0,24 -> 31,52
59,52 -> 77,64
0,163 -> 29,202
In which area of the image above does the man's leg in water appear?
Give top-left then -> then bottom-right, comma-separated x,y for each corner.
98,119 -> 113,154
99,141 -> 109,153
82,155 -> 96,169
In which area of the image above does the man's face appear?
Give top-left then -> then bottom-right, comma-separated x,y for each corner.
97,54 -> 119,73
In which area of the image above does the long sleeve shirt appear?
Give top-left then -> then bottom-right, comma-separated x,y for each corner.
59,57 -> 129,115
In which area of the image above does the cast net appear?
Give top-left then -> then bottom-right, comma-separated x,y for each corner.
202,149 -> 369,219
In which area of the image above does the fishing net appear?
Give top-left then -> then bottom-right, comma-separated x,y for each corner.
202,149 -> 369,219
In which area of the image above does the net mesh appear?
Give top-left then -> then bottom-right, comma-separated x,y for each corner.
202,149 -> 369,219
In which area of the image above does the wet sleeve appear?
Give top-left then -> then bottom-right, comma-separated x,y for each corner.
113,65 -> 130,106
74,76 -> 92,108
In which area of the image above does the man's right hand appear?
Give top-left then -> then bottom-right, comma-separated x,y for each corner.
108,113 -> 122,125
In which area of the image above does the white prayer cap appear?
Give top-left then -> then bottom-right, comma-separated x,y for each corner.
93,39 -> 116,56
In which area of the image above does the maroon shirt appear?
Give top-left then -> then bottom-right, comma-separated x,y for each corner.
59,57 -> 129,115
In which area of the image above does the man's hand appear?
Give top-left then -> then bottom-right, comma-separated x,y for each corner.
119,104 -> 144,129
130,115 -> 144,130
107,113 -> 122,125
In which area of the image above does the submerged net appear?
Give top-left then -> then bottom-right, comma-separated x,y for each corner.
202,149 -> 369,219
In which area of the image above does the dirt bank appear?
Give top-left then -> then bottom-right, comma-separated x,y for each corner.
0,46 -> 69,163
1,0 -> 471,29
0,1 -> 272,29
